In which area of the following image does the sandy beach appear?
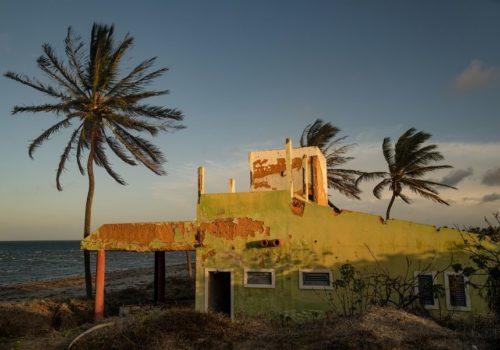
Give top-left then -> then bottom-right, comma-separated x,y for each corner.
0,263 -> 193,303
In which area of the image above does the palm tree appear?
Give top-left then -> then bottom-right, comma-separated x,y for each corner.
4,24 -> 184,298
356,128 -> 455,220
300,119 -> 361,210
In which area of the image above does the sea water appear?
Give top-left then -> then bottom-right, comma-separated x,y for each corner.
0,241 -> 189,286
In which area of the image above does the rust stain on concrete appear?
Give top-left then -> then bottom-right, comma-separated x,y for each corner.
202,249 -> 216,261
252,157 -> 303,179
290,198 -> 305,216
97,222 -> 195,244
199,217 -> 270,240
254,181 -> 271,189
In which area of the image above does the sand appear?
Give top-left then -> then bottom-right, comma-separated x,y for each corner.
0,263 -> 192,302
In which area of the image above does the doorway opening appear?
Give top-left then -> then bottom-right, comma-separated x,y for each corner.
206,269 -> 232,318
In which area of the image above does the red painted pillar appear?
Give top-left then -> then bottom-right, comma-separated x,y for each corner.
94,250 -> 106,320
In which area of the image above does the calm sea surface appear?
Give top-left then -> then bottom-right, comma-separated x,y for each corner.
0,241 -> 188,287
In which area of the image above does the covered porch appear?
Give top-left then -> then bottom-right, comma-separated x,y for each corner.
81,221 -> 199,320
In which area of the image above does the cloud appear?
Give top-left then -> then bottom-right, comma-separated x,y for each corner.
481,193 -> 500,203
440,168 -> 473,186
453,59 -> 500,91
482,167 -> 500,186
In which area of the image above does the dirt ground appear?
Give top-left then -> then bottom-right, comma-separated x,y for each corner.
0,265 -> 498,350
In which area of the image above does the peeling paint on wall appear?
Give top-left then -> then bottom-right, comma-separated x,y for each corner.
290,198 -> 305,216
249,146 -> 328,206
199,217 -> 270,240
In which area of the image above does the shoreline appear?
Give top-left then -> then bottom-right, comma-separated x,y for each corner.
0,263 -> 192,302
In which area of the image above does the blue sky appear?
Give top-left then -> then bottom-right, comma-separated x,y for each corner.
1,0 -> 499,240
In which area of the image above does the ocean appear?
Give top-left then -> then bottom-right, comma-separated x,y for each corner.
0,241 -> 189,287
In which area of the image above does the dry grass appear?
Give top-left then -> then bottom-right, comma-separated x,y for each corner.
0,298 -> 92,338
1,274 -> 498,350
70,309 -> 253,350
67,306 -> 498,350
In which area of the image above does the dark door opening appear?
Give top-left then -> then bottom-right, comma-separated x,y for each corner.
208,271 -> 231,317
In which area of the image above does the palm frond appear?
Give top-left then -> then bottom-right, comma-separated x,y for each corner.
382,137 -> 394,168
355,171 -> 387,186
404,165 -> 453,177
28,116 -> 74,158
408,186 -> 450,205
4,72 -> 68,99
56,125 -> 82,190
300,119 -> 340,152
104,134 -> 137,166
12,103 -> 71,115
398,193 -> 412,204
64,27 -> 89,92
39,43 -> 85,95
93,139 -> 127,185
373,179 -> 390,199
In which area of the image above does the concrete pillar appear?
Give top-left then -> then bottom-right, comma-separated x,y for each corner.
228,178 -> 235,193
153,252 -> 158,302
285,138 -> 293,197
185,251 -> 193,278
94,250 -> 105,320
303,155 -> 309,201
157,251 -> 166,303
197,166 -> 205,203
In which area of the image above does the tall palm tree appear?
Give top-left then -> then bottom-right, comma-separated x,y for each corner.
300,119 -> 362,210
4,24 -> 184,298
356,128 -> 455,220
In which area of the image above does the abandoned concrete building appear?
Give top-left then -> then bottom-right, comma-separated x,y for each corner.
82,139 -> 486,320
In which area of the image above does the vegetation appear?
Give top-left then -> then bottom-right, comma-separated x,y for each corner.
300,119 -> 362,209
327,258 -> 449,317
1,263 -> 498,349
3,23 -> 184,298
458,213 -> 500,319
356,128 -> 455,220
1,303 -> 496,349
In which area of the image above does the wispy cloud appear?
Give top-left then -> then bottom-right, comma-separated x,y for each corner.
440,167 -> 473,186
481,193 -> 500,203
482,167 -> 500,186
453,59 -> 500,91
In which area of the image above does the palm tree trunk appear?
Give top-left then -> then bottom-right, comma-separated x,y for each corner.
385,192 -> 396,221
83,147 -> 95,299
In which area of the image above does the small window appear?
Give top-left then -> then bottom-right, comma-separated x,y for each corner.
244,269 -> 275,288
299,269 -> 332,290
445,272 -> 471,311
414,271 -> 439,309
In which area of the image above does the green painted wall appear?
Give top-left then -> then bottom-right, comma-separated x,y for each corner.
195,190 -> 488,318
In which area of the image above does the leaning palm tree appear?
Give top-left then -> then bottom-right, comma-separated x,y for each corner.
4,24 -> 184,298
356,128 -> 455,220
300,119 -> 361,209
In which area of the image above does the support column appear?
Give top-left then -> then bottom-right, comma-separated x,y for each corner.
197,166 -> 205,203
157,251 -> 166,303
228,178 -> 235,193
303,155 -> 309,201
285,138 -> 293,198
94,250 -> 105,321
185,251 -> 193,278
153,252 -> 159,303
